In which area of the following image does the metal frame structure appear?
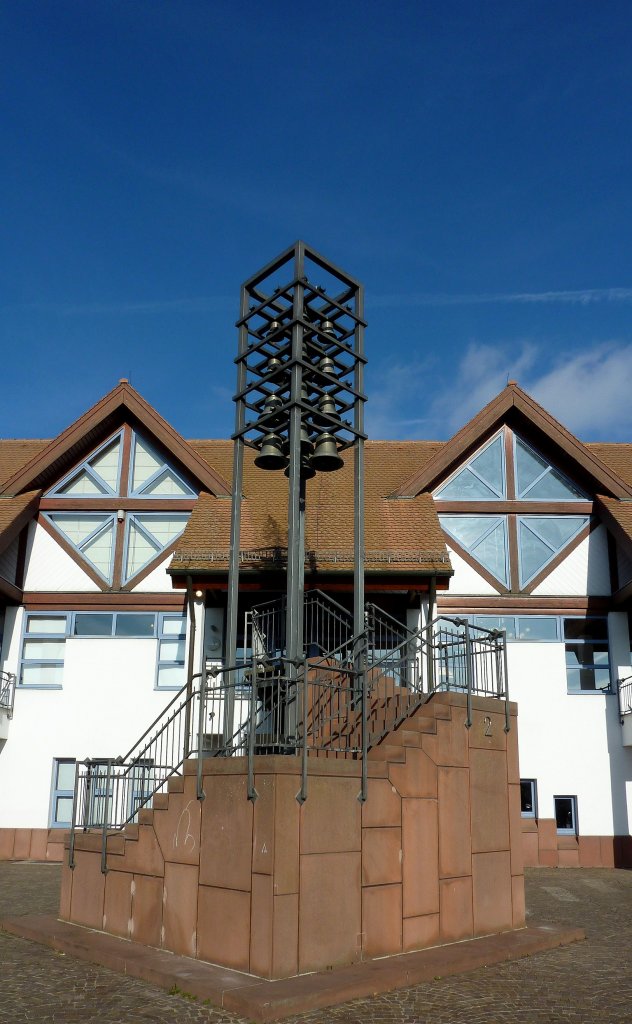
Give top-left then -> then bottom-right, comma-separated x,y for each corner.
225,242 -> 367,745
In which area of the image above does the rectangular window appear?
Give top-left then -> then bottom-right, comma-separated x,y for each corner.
20,614 -> 69,687
156,613 -> 186,689
85,762 -> 113,828
520,779 -> 537,818
473,615 -> 559,641
50,759 -> 76,827
128,759 -> 155,820
564,618 -> 611,693
554,795 -> 578,835
72,612 -> 158,637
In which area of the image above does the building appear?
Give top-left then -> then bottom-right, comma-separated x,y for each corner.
0,377 -> 631,868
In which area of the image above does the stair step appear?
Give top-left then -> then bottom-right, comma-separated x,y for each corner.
123,824 -> 139,841
152,793 -> 169,810
367,743 -> 406,762
167,775 -> 185,794
405,714 -> 437,734
393,728 -> 423,747
138,808 -> 154,825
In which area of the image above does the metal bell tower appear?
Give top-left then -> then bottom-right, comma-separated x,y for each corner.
224,241 -> 367,731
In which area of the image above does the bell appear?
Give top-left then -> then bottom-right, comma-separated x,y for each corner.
320,319 -> 336,338
254,433 -> 288,471
262,393 -> 283,425
319,355 -> 336,376
266,355 -> 283,374
316,393 -> 338,424
311,433 -> 344,472
299,425 -> 314,456
284,456 -> 316,481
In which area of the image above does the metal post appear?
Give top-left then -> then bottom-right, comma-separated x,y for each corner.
285,244 -> 306,679
225,285 -> 250,744
183,575 -> 196,758
501,629 -> 511,733
68,763 -> 81,869
247,657 -> 259,801
464,622 -> 474,729
297,657 -> 309,803
196,669 -> 207,801
100,759 -> 112,875
359,638 -> 368,803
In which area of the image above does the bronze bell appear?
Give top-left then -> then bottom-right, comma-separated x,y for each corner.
299,425 -> 314,456
284,456 -> 316,480
266,355 -> 283,374
320,319 -> 336,338
317,392 -> 338,424
311,433 -> 344,472
319,355 -> 336,376
262,393 -> 283,425
254,433 -> 288,471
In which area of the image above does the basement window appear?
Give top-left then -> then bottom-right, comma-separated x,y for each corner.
49,759 -> 76,828
520,779 -> 537,818
555,795 -> 578,835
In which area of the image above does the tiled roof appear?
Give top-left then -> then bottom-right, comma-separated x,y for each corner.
0,490 -> 41,547
586,444 -> 632,488
173,441 -> 451,575
0,441 -> 49,491
597,495 -> 632,543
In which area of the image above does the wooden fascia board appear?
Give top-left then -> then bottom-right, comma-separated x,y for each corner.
0,491 -> 41,555
0,384 -> 232,498
392,384 -> 632,499
391,390 -> 514,497
0,575 -> 22,602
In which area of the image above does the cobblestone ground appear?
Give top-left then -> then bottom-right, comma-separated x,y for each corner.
1,863 -> 631,1023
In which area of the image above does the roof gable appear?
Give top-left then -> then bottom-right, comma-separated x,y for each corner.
0,380 -> 232,498
392,383 -> 632,500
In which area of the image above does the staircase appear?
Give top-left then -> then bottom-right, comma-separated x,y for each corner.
68,596 -> 509,873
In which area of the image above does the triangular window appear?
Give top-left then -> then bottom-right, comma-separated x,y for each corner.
124,513 -> 189,582
517,516 -> 589,587
46,513 -> 116,582
439,514 -> 509,586
435,434 -> 505,500
514,437 -> 586,500
129,434 -> 195,498
49,433 -> 123,497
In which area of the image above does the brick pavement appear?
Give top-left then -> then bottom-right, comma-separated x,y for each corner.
1,862 -> 631,1023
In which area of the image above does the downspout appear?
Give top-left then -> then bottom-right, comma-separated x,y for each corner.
184,574 -> 197,758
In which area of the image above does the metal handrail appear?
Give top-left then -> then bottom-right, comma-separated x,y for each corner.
0,671 -> 16,719
70,609 -> 509,874
618,675 -> 632,717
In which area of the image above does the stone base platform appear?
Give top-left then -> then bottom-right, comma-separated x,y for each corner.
1,913 -> 584,1022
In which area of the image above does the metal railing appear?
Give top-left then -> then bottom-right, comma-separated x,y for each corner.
0,671 -> 16,719
617,676 -> 632,718
246,590 -> 355,663
69,611 -> 509,873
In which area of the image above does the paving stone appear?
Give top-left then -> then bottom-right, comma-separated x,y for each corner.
1,861 -> 631,1023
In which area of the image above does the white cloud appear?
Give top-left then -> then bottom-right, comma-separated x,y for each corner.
424,340 -> 632,441
529,343 -> 632,438
370,287 -> 632,309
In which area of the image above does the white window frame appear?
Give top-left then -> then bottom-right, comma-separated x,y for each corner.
19,613 -> 70,689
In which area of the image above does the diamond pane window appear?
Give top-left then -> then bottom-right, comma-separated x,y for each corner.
50,434 -> 122,497
439,514 -> 509,586
130,434 -> 195,498
517,516 -> 589,587
124,513 -> 189,582
514,437 -> 585,500
47,513 -> 116,582
435,435 -> 505,500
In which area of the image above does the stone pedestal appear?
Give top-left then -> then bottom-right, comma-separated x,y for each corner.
61,692 -> 524,979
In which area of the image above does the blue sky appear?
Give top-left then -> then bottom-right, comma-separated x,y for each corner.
3,0 -> 632,443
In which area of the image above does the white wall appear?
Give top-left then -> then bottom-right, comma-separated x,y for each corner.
509,638 -> 632,836
445,546 -> 500,595
532,525 -> 611,596
23,523 -> 99,592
